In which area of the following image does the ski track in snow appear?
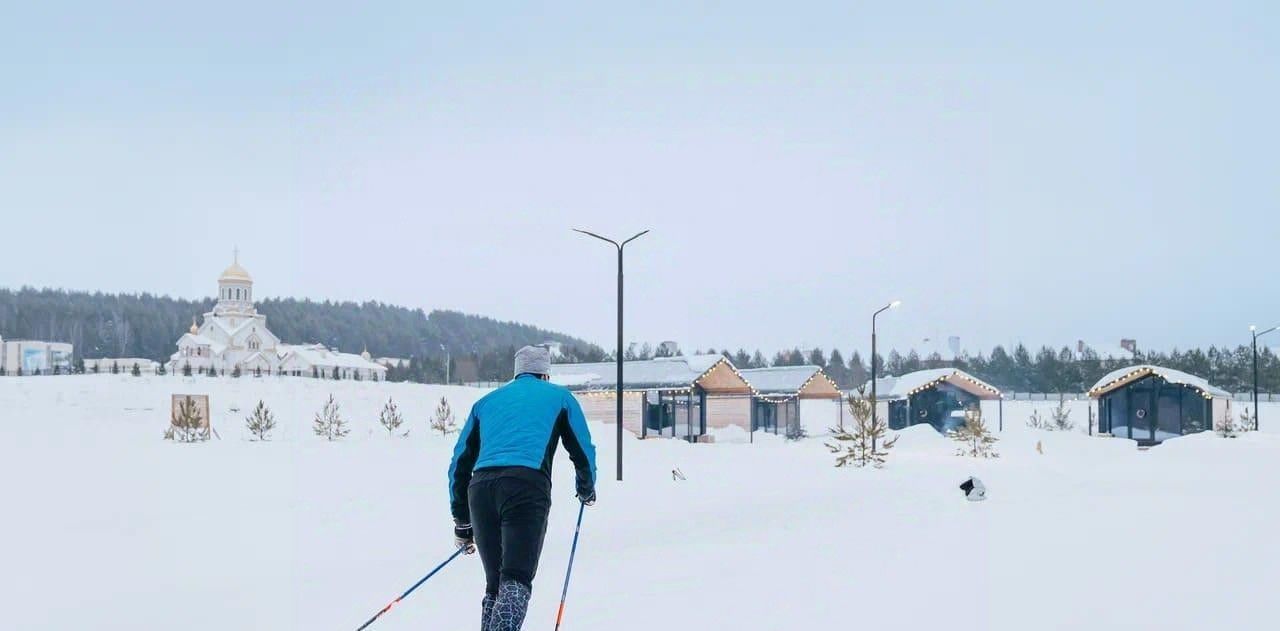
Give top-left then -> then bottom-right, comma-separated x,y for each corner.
3,375 -> 1279,630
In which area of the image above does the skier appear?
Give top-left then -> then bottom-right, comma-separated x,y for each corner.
448,345 -> 597,630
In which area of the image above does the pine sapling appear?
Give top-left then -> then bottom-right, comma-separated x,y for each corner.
952,406 -> 999,458
1239,406 -> 1256,433
379,397 -> 408,437
313,394 -> 348,441
1051,395 -> 1074,431
166,396 -> 210,443
826,386 -> 897,468
1026,409 -> 1050,430
430,396 -> 457,436
1216,400 -> 1240,438
245,400 -> 276,441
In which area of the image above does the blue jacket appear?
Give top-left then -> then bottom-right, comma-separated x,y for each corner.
448,374 -> 597,522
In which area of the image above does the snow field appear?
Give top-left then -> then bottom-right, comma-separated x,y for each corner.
3,376 -> 1279,629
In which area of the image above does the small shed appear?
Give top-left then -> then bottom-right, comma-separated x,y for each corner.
870,368 -> 1003,433
1088,365 -> 1229,446
549,354 -> 755,441
739,366 -> 843,437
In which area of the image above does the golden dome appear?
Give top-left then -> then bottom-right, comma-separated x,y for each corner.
189,317 -> 199,335
219,262 -> 252,283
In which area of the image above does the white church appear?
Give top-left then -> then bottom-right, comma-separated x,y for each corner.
167,255 -> 387,381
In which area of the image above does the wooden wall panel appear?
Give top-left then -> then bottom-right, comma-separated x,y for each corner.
574,391 -> 644,436
706,395 -> 751,430
696,362 -> 753,394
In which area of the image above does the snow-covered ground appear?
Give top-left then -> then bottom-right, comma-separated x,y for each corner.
4,375 -> 1280,630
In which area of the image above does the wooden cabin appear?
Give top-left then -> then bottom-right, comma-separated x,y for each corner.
1088,365 -> 1230,446
549,355 -> 754,441
870,368 -> 1003,433
739,366 -> 843,437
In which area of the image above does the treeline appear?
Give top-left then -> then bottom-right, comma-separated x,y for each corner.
686,344 -> 1280,394
0,288 -> 605,373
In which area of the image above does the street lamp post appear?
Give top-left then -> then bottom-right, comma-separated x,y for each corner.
870,300 -> 901,448
440,344 -> 450,385
574,228 -> 649,482
1250,325 -> 1277,432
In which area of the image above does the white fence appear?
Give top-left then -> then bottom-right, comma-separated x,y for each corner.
1003,392 -> 1280,402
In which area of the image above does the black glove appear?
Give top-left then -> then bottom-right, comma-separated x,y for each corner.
577,488 -> 596,506
454,522 -> 475,554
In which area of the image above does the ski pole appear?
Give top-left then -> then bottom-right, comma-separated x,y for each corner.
356,547 -> 466,631
554,502 -> 587,631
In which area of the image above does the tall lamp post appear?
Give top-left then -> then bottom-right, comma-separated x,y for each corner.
1250,324 -> 1277,431
440,344 -> 450,385
870,300 -> 902,444
574,228 -> 649,482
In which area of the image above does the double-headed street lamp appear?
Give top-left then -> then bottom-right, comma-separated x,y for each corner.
1250,324 -> 1277,431
870,300 -> 902,442
574,228 -> 649,482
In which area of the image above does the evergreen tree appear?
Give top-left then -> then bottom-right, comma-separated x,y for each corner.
807,348 -> 826,369
1050,394 -> 1074,431
312,395 -> 348,441
231,364 -> 241,378
826,386 -> 897,468
379,397 -> 407,437
331,366 -> 340,380
157,362 -> 167,376
312,365 -> 319,379
111,361 -> 119,375
1026,409 -> 1050,430
772,350 -> 788,366
131,362 -> 141,377
952,406 -> 999,458
902,350 -> 923,374
751,350 -> 767,369
182,361 -> 192,377
1011,344 -> 1034,392
733,349 -> 752,369
885,350 -> 905,376
1216,399 -> 1241,438
826,349 -> 850,388
847,351 -> 868,388
245,400 -> 276,441
985,346 -> 1016,391
430,396 -> 458,436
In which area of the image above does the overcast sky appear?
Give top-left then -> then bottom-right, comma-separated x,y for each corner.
3,2 -> 1278,357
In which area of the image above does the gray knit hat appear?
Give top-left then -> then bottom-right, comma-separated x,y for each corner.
514,345 -> 551,377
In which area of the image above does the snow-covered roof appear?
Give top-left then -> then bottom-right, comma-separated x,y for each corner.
203,315 -> 263,340
550,354 -> 735,390
1087,365 -> 1229,399
279,344 -> 386,372
173,333 -> 226,357
867,368 -> 1002,401
739,365 -> 823,394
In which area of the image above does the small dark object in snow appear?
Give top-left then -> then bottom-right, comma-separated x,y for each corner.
960,476 -> 987,502
672,468 -> 686,481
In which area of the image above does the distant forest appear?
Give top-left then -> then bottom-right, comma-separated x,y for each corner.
4,287 -> 1277,392
0,287 -> 606,382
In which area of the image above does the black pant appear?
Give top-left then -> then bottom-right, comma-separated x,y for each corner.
468,468 -> 552,594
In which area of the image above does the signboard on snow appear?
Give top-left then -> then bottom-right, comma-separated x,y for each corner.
170,394 -> 211,430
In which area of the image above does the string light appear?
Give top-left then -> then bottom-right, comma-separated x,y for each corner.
903,370 -> 1001,399
1087,365 -> 1219,400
